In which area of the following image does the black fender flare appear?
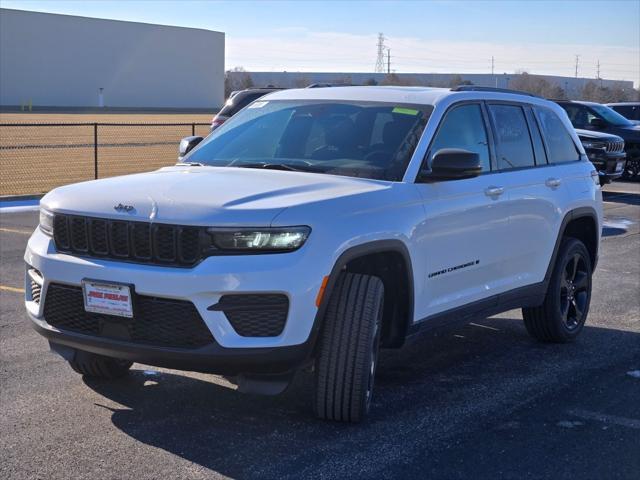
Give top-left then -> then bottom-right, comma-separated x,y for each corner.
545,206 -> 599,281
307,239 -> 415,355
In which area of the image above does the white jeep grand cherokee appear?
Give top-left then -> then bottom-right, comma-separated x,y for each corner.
25,86 -> 602,422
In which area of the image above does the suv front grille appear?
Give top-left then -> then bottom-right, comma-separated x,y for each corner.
53,214 -> 203,267
43,283 -> 214,349
605,140 -> 625,153
212,294 -> 289,337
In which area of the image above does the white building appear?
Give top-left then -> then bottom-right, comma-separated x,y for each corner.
0,9 -> 225,109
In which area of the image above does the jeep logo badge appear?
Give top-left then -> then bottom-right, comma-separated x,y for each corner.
114,203 -> 134,213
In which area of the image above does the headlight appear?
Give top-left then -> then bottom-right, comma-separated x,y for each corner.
39,208 -> 54,236
582,141 -> 606,149
207,226 -> 310,252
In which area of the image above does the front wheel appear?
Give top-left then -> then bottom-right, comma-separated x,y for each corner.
523,238 -> 592,343
314,272 -> 384,423
68,350 -> 133,379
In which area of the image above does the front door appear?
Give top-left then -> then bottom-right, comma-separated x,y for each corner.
413,102 -> 512,320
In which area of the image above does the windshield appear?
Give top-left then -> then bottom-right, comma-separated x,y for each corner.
186,100 -> 432,181
589,104 -> 633,127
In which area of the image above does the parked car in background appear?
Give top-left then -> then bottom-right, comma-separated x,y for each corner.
575,129 -> 626,185
555,100 -> 640,179
211,87 -> 283,131
606,102 -> 640,123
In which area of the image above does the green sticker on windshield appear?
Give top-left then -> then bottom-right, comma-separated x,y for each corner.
392,107 -> 419,116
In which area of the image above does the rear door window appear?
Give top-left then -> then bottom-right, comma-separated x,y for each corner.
534,107 -> 580,164
487,104 -> 535,170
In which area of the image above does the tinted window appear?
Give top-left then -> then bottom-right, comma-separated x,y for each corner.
560,104 -> 589,128
535,107 -> 579,164
429,104 -> 491,172
611,105 -> 640,121
488,104 -> 535,170
188,100 -> 431,181
589,104 -> 633,126
525,108 -> 548,165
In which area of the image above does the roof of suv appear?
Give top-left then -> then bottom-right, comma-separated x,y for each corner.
265,86 -> 560,109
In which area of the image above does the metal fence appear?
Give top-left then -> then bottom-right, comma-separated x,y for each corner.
0,122 -> 211,196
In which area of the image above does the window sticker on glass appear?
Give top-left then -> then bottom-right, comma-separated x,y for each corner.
248,101 -> 268,109
392,107 -> 419,115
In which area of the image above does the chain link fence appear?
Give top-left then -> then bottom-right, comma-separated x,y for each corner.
0,122 -> 211,196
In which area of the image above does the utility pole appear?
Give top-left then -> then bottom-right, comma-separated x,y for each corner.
375,33 -> 387,73
387,48 -> 391,74
574,54 -> 580,78
491,56 -> 497,87
596,59 -> 603,87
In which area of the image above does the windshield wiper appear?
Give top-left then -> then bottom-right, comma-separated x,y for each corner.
176,162 -> 205,167
236,162 -> 324,173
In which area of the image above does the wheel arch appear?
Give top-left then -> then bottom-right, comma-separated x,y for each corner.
546,207 -> 599,282
311,240 -> 415,353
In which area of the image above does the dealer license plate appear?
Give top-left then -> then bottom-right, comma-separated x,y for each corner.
82,281 -> 133,318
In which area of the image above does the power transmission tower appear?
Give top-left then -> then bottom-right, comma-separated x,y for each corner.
491,56 -> 495,75
574,54 -> 580,78
375,33 -> 387,73
387,49 -> 391,74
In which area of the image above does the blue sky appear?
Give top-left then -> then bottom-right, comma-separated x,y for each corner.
3,0 -> 639,84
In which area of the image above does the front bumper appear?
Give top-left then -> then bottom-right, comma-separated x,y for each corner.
25,228 -> 329,371
28,311 -> 310,375
585,150 -> 626,183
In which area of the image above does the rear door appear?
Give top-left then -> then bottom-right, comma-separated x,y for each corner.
413,102 -> 512,319
487,103 -> 576,289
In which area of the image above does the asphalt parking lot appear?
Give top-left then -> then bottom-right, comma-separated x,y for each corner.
1,186 -> 639,480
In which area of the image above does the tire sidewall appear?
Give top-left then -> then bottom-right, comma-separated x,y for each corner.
547,239 -> 593,341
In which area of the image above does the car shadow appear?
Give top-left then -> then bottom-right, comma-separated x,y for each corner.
83,317 -> 640,479
603,190 -> 640,206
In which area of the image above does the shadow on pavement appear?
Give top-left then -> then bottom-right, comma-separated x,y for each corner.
83,317 -> 640,479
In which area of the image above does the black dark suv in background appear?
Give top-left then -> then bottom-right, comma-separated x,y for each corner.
607,102 -> 640,123
555,100 -> 640,179
211,87 -> 283,131
575,129 -> 626,185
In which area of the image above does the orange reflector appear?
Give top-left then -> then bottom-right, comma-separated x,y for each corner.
315,276 -> 329,307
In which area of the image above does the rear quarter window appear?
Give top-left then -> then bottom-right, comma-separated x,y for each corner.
534,107 -> 580,164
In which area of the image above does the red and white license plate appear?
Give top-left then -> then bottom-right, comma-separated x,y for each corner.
82,281 -> 133,318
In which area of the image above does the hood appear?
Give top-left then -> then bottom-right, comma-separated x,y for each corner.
574,129 -> 622,141
41,166 -> 391,226
608,123 -> 640,142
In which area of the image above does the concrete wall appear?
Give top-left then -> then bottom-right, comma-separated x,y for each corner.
231,71 -> 634,99
0,9 -> 224,109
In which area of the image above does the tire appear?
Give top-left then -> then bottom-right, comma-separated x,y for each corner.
68,350 -> 132,379
622,149 -> 640,180
523,238 -> 592,343
314,272 -> 384,423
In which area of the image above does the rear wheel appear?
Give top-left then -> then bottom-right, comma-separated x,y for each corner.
314,272 -> 384,423
68,350 -> 132,379
523,238 -> 592,343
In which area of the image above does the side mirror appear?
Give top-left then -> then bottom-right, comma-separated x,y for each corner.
417,148 -> 483,182
178,136 -> 204,161
589,117 -> 606,129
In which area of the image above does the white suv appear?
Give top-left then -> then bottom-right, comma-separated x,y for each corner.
25,86 -> 602,422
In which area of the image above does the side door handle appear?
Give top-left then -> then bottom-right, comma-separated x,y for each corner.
545,178 -> 562,188
484,186 -> 504,197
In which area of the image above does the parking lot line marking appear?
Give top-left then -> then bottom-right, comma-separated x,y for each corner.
469,322 -> 500,331
0,227 -> 32,235
568,409 -> 640,430
0,285 -> 25,293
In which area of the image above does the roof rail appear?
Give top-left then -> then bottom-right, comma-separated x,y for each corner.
450,85 -> 541,98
